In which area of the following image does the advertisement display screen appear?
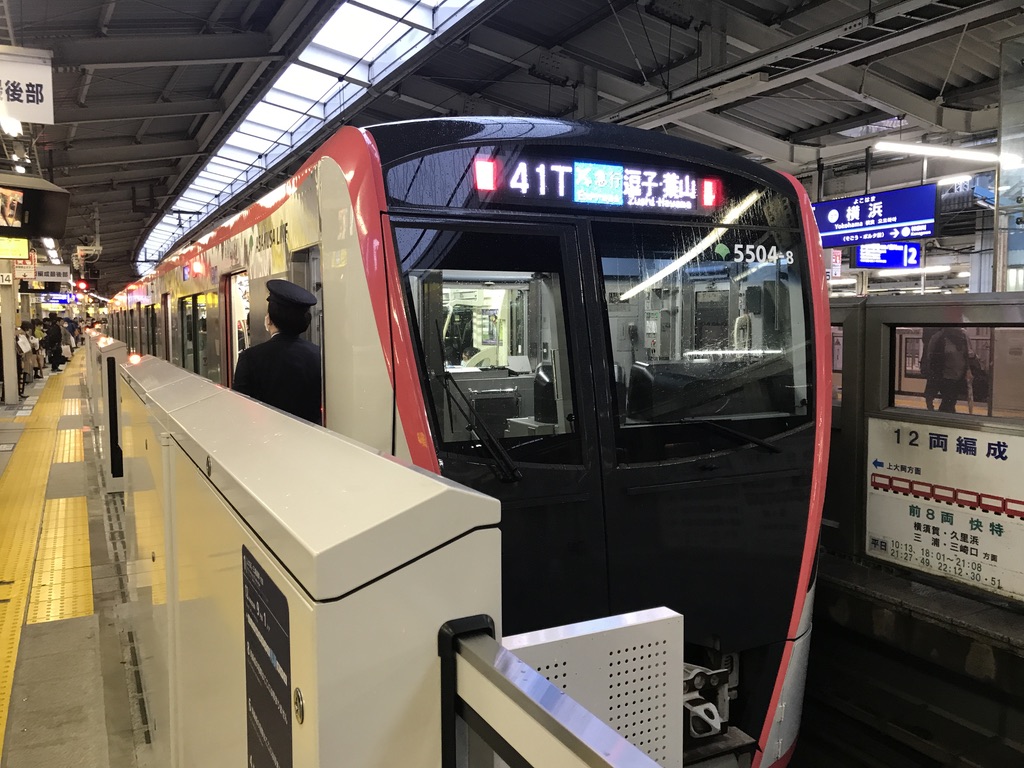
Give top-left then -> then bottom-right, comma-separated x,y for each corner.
813,184 -> 936,248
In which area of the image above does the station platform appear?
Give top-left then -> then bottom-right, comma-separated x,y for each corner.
0,351 -> 141,768
3,333 -> 1023,768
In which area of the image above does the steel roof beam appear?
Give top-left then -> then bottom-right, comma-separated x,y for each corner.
54,166 -> 180,188
606,0 -> 1018,130
51,33 -> 282,69
56,99 -> 223,125
50,139 -> 201,169
65,186 -> 169,206
814,68 -> 999,134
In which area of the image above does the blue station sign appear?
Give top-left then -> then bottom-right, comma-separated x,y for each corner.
854,242 -> 922,269
813,184 -> 936,248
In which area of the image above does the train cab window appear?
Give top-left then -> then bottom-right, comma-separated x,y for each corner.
398,227 -> 582,465
593,220 -> 812,463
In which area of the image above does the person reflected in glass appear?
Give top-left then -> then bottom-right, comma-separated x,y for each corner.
924,327 -> 974,414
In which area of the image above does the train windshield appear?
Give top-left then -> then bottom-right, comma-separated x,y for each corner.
595,217 -> 812,462
398,227 -> 583,465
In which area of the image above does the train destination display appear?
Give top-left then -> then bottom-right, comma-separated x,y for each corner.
473,156 -> 725,214
865,418 -> 1023,600
854,241 -> 921,269
813,184 -> 936,248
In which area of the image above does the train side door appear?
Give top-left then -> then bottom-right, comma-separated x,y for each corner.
160,293 -> 171,361
391,221 -> 609,634
291,247 -> 325,415
224,272 -> 250,385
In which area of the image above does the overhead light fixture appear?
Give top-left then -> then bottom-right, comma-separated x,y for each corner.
875,141 -> 1022,168
618,190 -> 763,302
829,277 -> 857,286
0,117 -> 22,137
957,271 -> 970,278
14,165 -> 25,174
937,174 -> 972,186
41,237 -> 54,248
876,264 -> 951,277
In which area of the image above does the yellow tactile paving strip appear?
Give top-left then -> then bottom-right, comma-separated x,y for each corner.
0,353 -> 88,756
27,497 -> 94,624
62,398 -> 81,416
53,428 -> 85,463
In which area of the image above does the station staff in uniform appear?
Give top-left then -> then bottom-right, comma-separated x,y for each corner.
232,279 -> 322,425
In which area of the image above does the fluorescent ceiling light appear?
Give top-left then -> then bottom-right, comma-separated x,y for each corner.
13,165 -> 25,174
618,190 -> 763,302
957,271 -> 970,278
875,141 -> 997,162
41,237 -> 54,248
829,277 -> 857,285
937,174 -> 972,185
0,117 -> 22,136
876,264 -> 951,277
875,141 -> 1022,168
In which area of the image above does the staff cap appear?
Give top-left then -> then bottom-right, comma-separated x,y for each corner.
267,279 -> 316,307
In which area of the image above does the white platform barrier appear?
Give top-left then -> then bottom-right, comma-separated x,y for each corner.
118,356 -> 501,768
118,356 -> 682,768
83,331 -> 127,491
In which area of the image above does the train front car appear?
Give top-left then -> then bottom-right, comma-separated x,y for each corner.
370,118 -> 830,768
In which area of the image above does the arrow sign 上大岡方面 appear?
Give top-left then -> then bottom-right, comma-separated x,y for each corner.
872,459 -> 884,469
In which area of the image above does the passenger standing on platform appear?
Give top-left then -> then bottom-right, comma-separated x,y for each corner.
925,326 -> 973,414
18,322 -> 42,380
43,315 -> 64,372
231,279 -> 322,425
15,323 -> 33,390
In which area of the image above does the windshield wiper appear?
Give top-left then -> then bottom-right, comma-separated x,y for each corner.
686,419 -> 782,454
434,323 -> 522,482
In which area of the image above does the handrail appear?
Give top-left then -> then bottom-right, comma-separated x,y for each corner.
439,616 -> 661,768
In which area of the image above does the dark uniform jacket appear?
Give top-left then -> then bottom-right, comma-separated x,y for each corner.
232,333 -> 322,425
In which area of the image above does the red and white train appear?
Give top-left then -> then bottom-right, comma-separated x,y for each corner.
111,117 -> 830,767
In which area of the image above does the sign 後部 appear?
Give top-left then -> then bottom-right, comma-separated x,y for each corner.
0,47 -> 54,125
813,184 -> 936,248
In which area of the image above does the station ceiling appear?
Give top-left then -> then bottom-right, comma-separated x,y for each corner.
5,0 -> 1020,295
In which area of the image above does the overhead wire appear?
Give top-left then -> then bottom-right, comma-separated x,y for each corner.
606,0 -> 649,85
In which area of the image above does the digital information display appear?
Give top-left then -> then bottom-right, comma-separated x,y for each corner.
813,184 -> 936,248
474,157 -> 724,214
854,241 -> 921,269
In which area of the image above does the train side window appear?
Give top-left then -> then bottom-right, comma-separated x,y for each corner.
592,220 -> 812,463
397,227 -> 583,465
891,325 -> 1024,419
